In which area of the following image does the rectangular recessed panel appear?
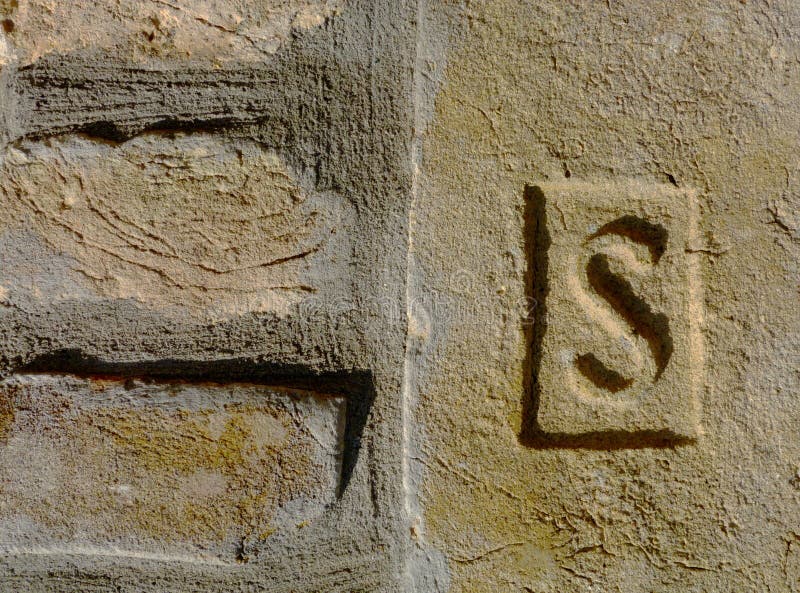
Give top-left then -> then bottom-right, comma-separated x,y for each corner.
0,374 -> 346,563
530,179 -> 702,439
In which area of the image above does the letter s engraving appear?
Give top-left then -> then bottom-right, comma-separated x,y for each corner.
574,216 -> 673,394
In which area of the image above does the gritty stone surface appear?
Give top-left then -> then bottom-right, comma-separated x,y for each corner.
0,0 -> 343,66
0,133 -> 352,317
0,0 -> 417,591
410,1 -> 800,591
0,374 -> 346,562
0,0 -> 799,591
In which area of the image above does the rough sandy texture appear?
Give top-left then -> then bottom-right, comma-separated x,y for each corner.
0,0 -> 343,66
0,374 -> 346,562
531,180 -> 702,438
0,0 -> 417,591
0,133 -> 351,317
0,0 -> 799,591
411,1 -> 800,591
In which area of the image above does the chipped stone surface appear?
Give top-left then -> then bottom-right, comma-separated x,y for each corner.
0,0 -> 799,591
0,374 -> 346,562
0,133 -> 351,317
0,1 -> 416,591
0,0 -> 343,66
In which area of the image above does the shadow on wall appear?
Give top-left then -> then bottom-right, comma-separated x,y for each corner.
21,350 -> 375,496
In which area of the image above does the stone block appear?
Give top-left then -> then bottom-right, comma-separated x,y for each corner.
0,373 -> 346,563
0,0 -> 343,66
0,133 -> 352,318
529,180 -> 702,439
